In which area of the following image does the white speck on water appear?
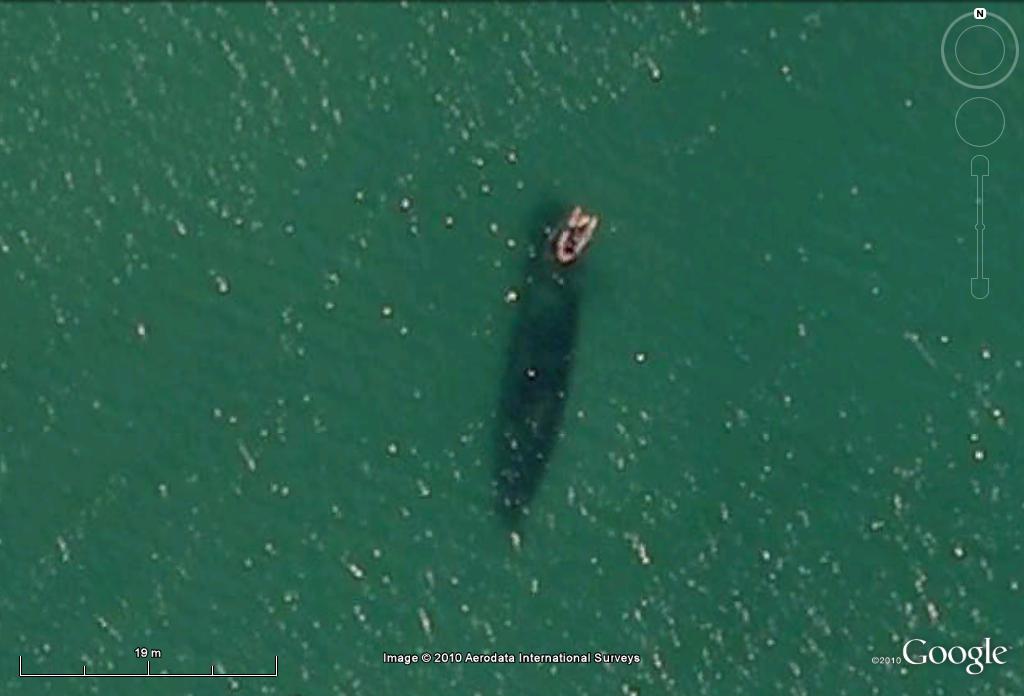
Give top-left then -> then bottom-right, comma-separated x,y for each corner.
625,532 -> 652,565
647,58 -> 662,82
973,448 -> 986,462
238,440 -> 257,471
417,607 -> 433,637
136,322 -> 147,339
353,605 -> 367,623
386,442 -> 399,456
381,305 -> 393,318
634,352 -> 647,363
903,330 -> 937,369
850,185 -> 860,196
214,275 -> 230,295
980,346 -> 992,360
504,289 -> 519,303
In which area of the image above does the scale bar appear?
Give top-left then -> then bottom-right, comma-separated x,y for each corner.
20,655 -> 278,678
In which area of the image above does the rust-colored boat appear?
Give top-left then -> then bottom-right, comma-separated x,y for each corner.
552,206 -> 599,266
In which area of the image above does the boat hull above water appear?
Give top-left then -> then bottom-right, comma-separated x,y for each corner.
552,205 -> 599,266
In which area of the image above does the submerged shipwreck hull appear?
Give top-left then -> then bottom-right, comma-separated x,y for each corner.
493,205 -> 598,530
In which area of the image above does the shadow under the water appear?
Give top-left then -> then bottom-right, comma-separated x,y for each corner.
493,203 -> 584,532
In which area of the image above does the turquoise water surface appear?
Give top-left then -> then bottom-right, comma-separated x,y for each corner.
1,3 -> 1023,695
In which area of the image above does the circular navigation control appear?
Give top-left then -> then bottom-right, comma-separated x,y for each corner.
954,97 -> 1005,148
941,12 -> 1018,89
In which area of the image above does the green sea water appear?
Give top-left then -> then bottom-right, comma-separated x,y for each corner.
2,3 -> 1023,695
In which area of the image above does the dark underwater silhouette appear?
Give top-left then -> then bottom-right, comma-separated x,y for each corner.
493,203 -> 584,532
